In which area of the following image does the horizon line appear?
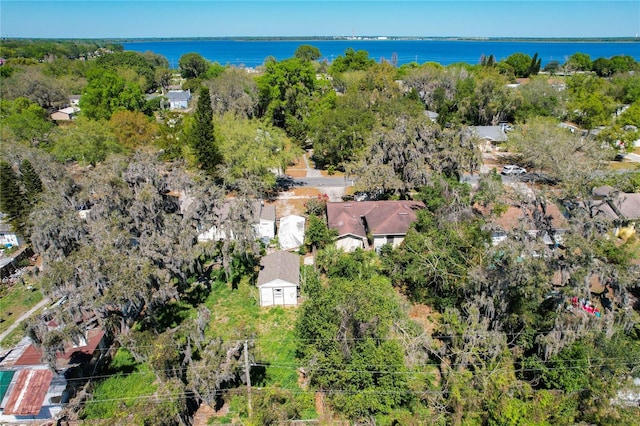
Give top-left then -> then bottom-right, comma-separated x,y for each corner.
3,35 -> 639,41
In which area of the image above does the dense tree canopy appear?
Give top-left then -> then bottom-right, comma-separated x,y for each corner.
179,52 -> 209,79
80,68 -> 145,120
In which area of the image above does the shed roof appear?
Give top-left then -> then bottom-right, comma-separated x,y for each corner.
13,328 -> 105,369
257,251 -> 300,287
0,370 -> 15,402
2,369 -> 53,416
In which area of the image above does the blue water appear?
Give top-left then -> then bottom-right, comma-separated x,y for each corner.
123,39 -> 640,69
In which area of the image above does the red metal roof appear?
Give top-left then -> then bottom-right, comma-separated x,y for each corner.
13,328 -> 105,369
3,369 -> 53,415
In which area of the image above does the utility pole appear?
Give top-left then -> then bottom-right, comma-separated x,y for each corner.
244,339 -> 252,419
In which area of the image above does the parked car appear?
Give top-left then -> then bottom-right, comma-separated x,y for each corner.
501,165 -> 527,175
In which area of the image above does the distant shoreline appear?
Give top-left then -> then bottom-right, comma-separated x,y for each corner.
4,36 -> 639,43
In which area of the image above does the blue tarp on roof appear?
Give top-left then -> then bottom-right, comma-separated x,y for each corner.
0,370 -> 15,402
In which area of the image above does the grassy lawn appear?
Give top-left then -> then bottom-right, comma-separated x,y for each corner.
204,279 -> 299,387
204,279 -> 316,420
82,349 -> 161,422
0,280 -> 43,335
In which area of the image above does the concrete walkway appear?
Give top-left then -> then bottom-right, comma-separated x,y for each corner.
625,153 -> 640,163
0,297 -> 50,351
303,150 -> 322,178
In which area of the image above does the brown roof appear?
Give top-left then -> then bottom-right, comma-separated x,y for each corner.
488,203 -> 567,231
257,251 -> 300,287
595,193 -> 640,221
14,328 -> 105,369
326,201 -> 425,238
3,369 -> 53,415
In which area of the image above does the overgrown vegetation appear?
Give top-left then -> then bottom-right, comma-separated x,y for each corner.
0,39 -> 639,424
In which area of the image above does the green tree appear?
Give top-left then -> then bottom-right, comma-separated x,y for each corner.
188,87 -> 222,175
216,114 -> 298,193
566,73 -> 616,130
304,214 -> 337,253
296,269 -> 412,421
294,44 -> 321,61
0,98 -> 54,146
565,52 -> 592,71
179,52 -> 208,79
19,159 -> 43,205
503,52 -> 534,78
329,48 -> 375,74
515,75 -> 564,121
80,68 -> 145,120
48,117 -> 122,165
0,161 -> 26,234
256,57 -> 316,141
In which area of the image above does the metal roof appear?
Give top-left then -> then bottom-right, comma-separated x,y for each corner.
2,369 -> 53,416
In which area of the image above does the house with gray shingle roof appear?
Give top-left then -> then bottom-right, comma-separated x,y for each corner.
470,125 -> 508,152
257,251 -> 299,307
166,89 -> 191,110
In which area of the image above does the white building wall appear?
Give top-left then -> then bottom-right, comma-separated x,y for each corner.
259,279 -> 297,306
0,232 -> 19,247
335,236 -> 365,252
373,235 -> 405,251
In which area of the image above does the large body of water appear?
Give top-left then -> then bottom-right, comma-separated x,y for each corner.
123,39 -> 640,69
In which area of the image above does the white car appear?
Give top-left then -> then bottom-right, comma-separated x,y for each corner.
501,165 -> 527,175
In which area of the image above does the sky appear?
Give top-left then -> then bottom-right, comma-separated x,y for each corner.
1,1 -> 639,39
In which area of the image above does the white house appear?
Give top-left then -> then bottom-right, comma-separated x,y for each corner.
69,95 -> 81,106
277,215 -> 305,250
257,251 -> 299,307
251,202 -> 276,243
197,200 -> 276,243
0,216 -> 19,248
470,126 -> 508,152
166,90 -> 191,110
50,106 -> 80,121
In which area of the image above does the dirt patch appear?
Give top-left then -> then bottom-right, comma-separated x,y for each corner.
192,402 -> 224,425
292,187 -> 321,197
274,198 -> 308,218
409,303 -> 439,335
286,169 -> 308,178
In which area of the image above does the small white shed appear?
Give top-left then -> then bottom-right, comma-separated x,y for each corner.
257,251 -> 299,307
277,215 -> 305,250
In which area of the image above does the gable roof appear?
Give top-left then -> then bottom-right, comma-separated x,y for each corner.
166,90 -> 191,102
482,202 -> 567,232
470,126 -> 508,142
594,192 -> 640,222
257,251 -> 300,287
13,328 -> 105,369
252,201 -> 276,222
327,201 -> 425,239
